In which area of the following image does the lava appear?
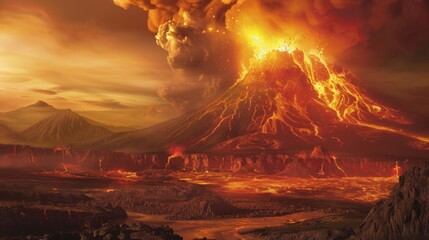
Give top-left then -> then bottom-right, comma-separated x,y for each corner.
176,172 -> 398,204
182,42 -> 429,151
393,161 -> 401,178
166,145 -> 185,168
216,5 -> 429,150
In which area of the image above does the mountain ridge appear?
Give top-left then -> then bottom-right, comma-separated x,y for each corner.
22,109 -> 112,147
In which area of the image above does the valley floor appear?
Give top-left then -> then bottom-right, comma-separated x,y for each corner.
0,169 -> 397,239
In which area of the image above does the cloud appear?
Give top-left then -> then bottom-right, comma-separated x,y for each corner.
228,0 -> 429,61
156,21 -> 209,69
30,88 -> 57,95
114,0 -> 429,116
113,0 -> 240,111
81,99 -> 129,109
0,5 -> 172,112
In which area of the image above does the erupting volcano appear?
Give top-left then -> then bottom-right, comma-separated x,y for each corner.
1,0 -> 429,239
90,46 -> 428,156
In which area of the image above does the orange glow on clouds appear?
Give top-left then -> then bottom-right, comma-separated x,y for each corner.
0,5 -> 172,114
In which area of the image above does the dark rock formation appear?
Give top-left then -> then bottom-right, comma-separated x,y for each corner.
0,204 -> 127,235
240,214 -> 358,240
168,194 -> 247,220
356,166 -> 429,240
92,183 -> 246,220
0,190 -> 92,204
4,223 -> 182,240
79,223 -> 182,240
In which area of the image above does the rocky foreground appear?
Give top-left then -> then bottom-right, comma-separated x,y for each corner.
1,223 -> 182,240
0,186 -> 182,240
242,165 -> 429,240
356,166 -> 429,239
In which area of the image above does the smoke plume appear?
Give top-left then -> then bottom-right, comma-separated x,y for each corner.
113,0 -> 239,111
113,0 -> 429,110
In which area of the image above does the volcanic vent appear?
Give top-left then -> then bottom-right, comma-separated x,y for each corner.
91,49 -> 428,155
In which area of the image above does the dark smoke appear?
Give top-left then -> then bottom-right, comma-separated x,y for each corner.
114,0 -> 429,113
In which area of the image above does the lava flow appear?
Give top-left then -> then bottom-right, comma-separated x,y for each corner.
85,0 -> 429,155
175,23 -> 428,153
174,46 -> 428,153
175,172 -> 397,203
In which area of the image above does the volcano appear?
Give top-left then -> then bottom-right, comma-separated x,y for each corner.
23,109 -> 112,147
89,51 -> 428,156
0,100 -> 57,132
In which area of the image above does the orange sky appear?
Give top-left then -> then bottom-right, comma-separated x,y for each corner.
0,0 -> 181,126
0,0 -> 428,125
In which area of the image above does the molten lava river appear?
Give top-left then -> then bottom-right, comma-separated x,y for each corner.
23,169 -> 399,239
175,172 -> 397,203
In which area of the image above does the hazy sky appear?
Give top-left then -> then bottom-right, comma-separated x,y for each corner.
0,0 -> 177,118
0,0 -> 428,125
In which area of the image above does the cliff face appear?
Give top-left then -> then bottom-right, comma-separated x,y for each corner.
0,144 -> 420,177
356,166 -> 429,239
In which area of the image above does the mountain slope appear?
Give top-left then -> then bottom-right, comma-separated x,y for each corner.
0,123 -> 26,145
22,109 -> 112,146
88,51 -> 429,155
0,101 -> 57,132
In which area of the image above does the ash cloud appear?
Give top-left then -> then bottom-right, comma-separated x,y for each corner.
114,0 -> 239,112
114,0 -> 429,112
156,21 -> 209,69
240,0 -> 429,64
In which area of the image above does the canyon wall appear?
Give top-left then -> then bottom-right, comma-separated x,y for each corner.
0,144 -> 424,177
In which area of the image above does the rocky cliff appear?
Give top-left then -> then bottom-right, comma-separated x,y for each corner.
0,144 -> 422,177
356,166 -> 429,240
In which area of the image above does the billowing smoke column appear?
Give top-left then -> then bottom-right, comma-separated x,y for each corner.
114,0 -> 239,111
113,0 -> 429,110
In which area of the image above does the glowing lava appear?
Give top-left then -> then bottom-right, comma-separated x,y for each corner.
176,172 -> 398,203
186,18 -> 429,151
166,145 -> 185,168
393,161 -> 401,178
216,5 -> 429,150
176,47 -> 429,153
235,27 -> 426,142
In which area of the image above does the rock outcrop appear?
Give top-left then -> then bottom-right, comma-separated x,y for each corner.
6,223 -> 182,240
0,204 -> 127,235
356,166 -> 429,240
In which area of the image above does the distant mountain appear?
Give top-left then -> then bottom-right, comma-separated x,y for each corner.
27,100 -> 55,108
22,109 -> 112,147
0,123 -> 26,145
0,100 -> 57,131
